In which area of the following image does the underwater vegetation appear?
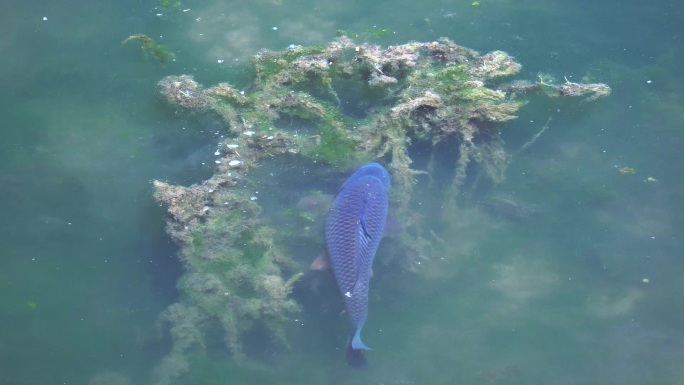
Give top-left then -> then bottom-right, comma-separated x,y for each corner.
122,34 -> 175,64
157,0 -> 182,13
152,36 -> 609,382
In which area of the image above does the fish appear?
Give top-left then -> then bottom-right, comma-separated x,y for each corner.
325,162 -> 390,369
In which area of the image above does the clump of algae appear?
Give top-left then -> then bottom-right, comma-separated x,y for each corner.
123,34 -> 175,64
152,36 -> 609,380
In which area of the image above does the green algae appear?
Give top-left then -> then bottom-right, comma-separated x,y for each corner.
157,0 -> 182,12
122,34 -> 175,64
151,36 -> 610,382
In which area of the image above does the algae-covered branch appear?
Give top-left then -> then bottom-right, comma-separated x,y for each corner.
151,36 -> 609,382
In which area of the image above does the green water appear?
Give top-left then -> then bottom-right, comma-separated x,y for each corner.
2,0 -> 683,384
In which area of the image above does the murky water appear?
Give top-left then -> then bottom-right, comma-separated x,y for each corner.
1,0 -> 683,384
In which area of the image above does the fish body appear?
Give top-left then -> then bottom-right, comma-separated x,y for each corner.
325,162 -> 390,368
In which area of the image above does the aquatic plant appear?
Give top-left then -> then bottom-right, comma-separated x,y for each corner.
122,34 -> 175,64
157,0 -> 182,13
152,35 -> 610,379
152,159 -> 301,382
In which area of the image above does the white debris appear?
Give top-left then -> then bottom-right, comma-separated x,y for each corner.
272,26 -> 278,31
242,130 -> 255,136
266,136 -> 274,140
217,59 -> 224,64
250,196 -> 258,201
642,278 -> 650,283
214,160 -> 221,164
226,143 -> 239,149
214,150 -> 220,156
182,8 -> 190,12
228,160 -> 242,167
42,16 -> 48,21
344,291 -> 352,298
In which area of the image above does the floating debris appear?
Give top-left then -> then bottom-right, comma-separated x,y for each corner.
618,166 -> 636,175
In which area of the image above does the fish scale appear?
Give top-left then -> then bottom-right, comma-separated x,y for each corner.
325,163 -> 390,368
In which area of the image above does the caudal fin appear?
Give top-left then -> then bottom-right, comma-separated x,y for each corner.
345,336 -> 368,369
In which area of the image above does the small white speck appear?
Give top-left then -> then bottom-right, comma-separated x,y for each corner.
217,59 -> 224,64
156,13 -> 163,16
642,278 -> 650,283
228,160 -> 242,167
272,26 -> 278,30
250,196 -> 258,201
344,291 -> 352,298
214,150 -> 220,156
240,90 -> 245,95
226,143 -> 239,149
42,16 -> 48,21
214,160 -> 221,164
182,8 -> 190,12
646,80 -> 652,84
243,130 -> 255,136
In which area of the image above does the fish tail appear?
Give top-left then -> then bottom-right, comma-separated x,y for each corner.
345,333 -> 368,369
351,322 -> 372,351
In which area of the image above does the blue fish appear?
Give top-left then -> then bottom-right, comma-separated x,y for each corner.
325,162 -> 390,368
